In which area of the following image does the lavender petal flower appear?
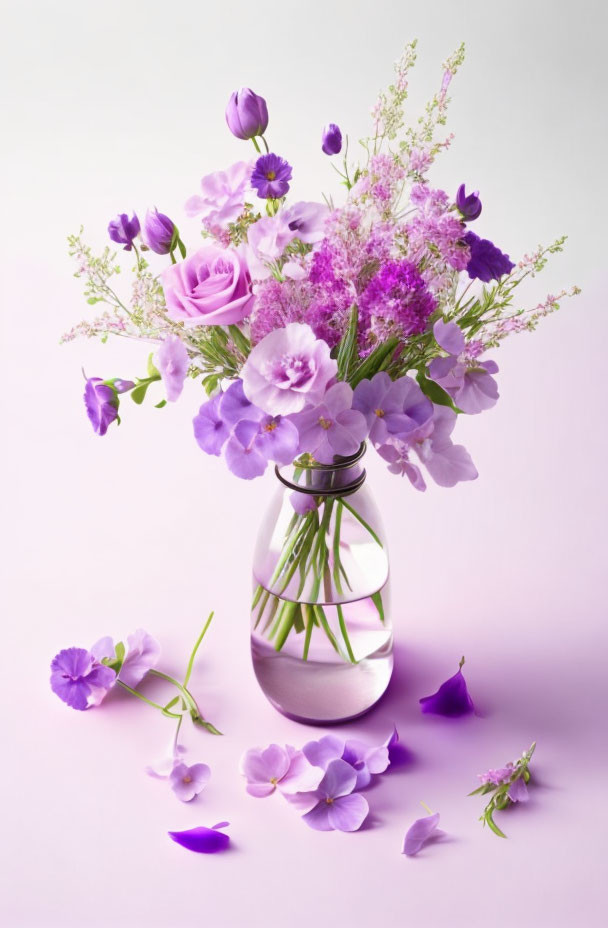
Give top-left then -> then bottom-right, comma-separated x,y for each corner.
413,405 -> 478,487
290,382 -> 368,463
402,812 -> 441,856
193,394 -> 230,456
251,153 -> 292,199
219,379 -> 264,427
84,377 -> 119,436
302,735 -> 345,771
185,161 -> 253,232
169,762 -> 211,802
507,777 -> 529,803
50,647 -> 116,711
419,657 -> 475,717
283,201 -> 328,244
342,738 -> 390,789
168,823 -> 230,853
155,335 -> 189,403
429,320 -> 499,415
301,759 -> 369,832
107,212 -> 140,250
224,419 -> 269,479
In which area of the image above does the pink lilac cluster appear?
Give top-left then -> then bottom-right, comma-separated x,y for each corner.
241,727 -> 399,832
406,184 -> 470,293
352,153 -> 406,211
358,258 -> 437,351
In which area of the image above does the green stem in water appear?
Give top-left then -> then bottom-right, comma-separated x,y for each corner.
336,604 -> 357,663
340,499 -> 383,547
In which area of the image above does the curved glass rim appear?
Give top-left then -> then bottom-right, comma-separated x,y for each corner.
275,443 -> 367,496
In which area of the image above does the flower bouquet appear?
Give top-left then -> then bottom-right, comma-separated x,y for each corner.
66,41 -> 577,722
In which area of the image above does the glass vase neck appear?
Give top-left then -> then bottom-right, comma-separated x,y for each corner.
275,443 -> 367,497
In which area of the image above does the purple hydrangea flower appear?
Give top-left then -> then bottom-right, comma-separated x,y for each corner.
419,657 -> 475,717
455,184 -> 482,221
225,88 -> 268,140
289,382 -> 368,464
429,320 -> 499,415
193,393 -> 230,456
169,762 -> 211,802
240,744 -> 323,799
353,372 -> 433,445
107,212 -> 140,250
168,822 -> 230,854
464,230 -> 515,282
143,208 -> 175,255
83,377 -> 119,436
301,759 -> 369,832
242,323 -> 337,415
251,153 -> 292,199
402,812 -> 441,856
321,123 -> 342,156
50,647 -> 116,711
155,335 -> 189,403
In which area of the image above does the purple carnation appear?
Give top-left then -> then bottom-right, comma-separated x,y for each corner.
464,231 -> 515,282
251,153 -> 292,199
359,259 -> 437,348
107,212 -> 140,250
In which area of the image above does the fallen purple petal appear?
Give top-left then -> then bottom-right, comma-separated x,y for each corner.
402,812 -> 441,856
168,823 -> 230,853
419,657 -> 475,717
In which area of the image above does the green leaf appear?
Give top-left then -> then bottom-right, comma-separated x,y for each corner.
416,370 -> 459,410
131,380 -> 152,405
371,591 -> 384,623
87,296 -> 101,305
203,374 -> 220,396
348,338 -> 400,387
227,324 -> 251,357
336,304 -> 359,381
147,353 -> 160,378
485,810 -> 507,838
154,399 -> 167,409
177,237 -> 186,259
114,641 -> 125,665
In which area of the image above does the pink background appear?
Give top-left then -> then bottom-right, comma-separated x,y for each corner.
2,1 -> 607,926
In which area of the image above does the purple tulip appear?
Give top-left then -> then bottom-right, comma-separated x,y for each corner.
107,212 -> 140,250
83,377 -> 119,436
419,657 -> 475,717
455,184 -> 482,221
143,208 -> 175,255
464,231 -> 515,282
225,87 -> 268,140
322,123 -> 342,156
251,153 -> 292,199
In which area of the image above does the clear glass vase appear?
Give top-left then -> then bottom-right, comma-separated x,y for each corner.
251,444 -> 393,724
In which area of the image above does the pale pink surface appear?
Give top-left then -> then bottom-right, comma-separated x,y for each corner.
2,2 -> 608,927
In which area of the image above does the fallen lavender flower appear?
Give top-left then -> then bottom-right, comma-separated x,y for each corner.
469,742 -> 536,837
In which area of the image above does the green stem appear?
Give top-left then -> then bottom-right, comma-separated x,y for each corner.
183,612 -> 214,687
336,604 -> 356,663
332,501 -> 344,596
341,499 -> 383,547
302,604 -> 315,661
313,605 -> 342,657
117,680 -> 181,718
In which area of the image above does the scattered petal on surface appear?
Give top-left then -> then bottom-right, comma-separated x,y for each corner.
402,812 -> 441,856
169,762 -> 211,802
168,824 -> 230,854
419,659 -> 475,717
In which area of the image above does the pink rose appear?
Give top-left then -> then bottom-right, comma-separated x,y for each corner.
161,245 -> 253,326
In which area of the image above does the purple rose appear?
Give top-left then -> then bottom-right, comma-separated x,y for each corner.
84,377 -> 119,436
161,245 -> 253,326
251,153 -> 292,199
455,184 -> 482,221
108,212 -> 140,250
321,123 -> 342,156
241,323 -> 338,415
225,88 -> 268,140
143,208 -> 175,255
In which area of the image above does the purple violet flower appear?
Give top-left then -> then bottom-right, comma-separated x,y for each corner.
402,812 -> 441,856
223,415 -> 299,479
169,762 -> 211,802
464,230 -> 515,282
107,212 -> 140,250
429,320 -> 499,415
507,777 -> 529,803
193,393 -> 230,456
455,184 -> 482,221
301,759 -> 369,832
155,335 -> 189,403
412,405 -> 479,487
84,377 -> 119,436
419,656 -> 475,717
240,744 -> 323,799
283,201 -> 328,243
322,123 -> 342,156
251,153 -> 292,199
302,730 -> 393,788
168,822 -> 230,854
219,379 -> 264,427
90,628 -> 161,688
225,88 -> 268,140
50,647 -> 116,711
353,372 -> 433,446
241,323 -> 337,416
289,382 -> 368,464
143,208 -> 176,255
